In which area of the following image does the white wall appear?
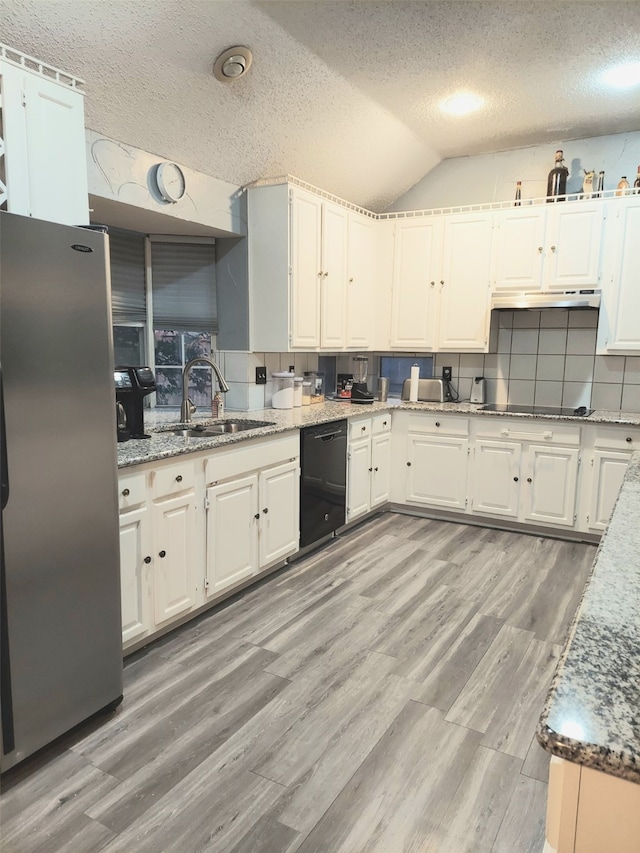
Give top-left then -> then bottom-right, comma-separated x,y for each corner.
387,131 -> 640,211
86,129 -> 245,237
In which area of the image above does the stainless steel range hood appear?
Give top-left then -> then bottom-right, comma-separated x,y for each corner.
491,289 -> 601,310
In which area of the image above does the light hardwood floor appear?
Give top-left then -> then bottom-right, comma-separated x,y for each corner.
0,514 -> 596,853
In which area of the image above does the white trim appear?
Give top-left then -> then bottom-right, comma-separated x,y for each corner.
0,43 -> 85,91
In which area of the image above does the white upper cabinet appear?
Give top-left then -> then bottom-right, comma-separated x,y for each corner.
0,56 -> 89,225
493,200 -> 605,292
345,211 -> 375,348
438,211 -> 493,351
248,183 -> 371,351
319,201 -> 348,348
597,196 -> 640,354
290,188 -> 323,349
390,216 -> 442,349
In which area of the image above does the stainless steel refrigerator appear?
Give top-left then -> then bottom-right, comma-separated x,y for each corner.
0,211 -> 123,772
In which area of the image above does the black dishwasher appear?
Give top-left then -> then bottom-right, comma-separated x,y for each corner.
300,420 -> 347,548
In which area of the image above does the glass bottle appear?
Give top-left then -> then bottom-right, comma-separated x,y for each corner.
615,176 -> 630,197
633,166 -> 640,194
596,170 -> 605,197
514,181 -> 522,206
546,149 -> 569,202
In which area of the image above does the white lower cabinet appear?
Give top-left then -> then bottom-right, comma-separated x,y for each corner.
118,504 -> 152,647
581,426 -> 640,532
393,414 -> 470,511
471,420 -> 581,529
347,415 -> 392,522
118,433 -> 299,652
204,438 -> 299,598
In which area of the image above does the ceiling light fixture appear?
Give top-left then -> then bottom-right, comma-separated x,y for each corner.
601,60 -> 640,89
213,46 -> 253,82
440,92 -> 484,117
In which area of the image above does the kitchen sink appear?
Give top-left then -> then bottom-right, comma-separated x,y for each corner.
171,420 -> 275,438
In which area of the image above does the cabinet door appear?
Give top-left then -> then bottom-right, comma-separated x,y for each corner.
153,490 -> 198,624
291,189 -> 322,348
522,445 -> 580,527
493,207 -> 546,291
259,461 -> 299,567
206,475 -> 259,595
587,450 -> 631,531
119,506 -> 152,647
320,202 -> 348,348
439,212 -> 493,350
406,434 -> 469,510
346,212 -> 375,348
1,63 -> 89,225
602,198 -> 640,352
544,202 -> 604,289
471,440 -> 521,518
390,218 -> 441,349
370,432 -> 392,508
347,437 -> 371,521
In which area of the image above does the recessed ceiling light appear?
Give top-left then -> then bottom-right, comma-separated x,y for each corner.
602,61 -> 640,89
440,92 -> 484,117
213,46 -> 253,82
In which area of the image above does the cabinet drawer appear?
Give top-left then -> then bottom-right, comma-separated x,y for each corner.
474,417 -> 581,446
118,471 -> 147,511
151,460 -> 196,499
349,418 -> 372,440
205,433 -> 299,484
406,414 -> 469,436
372,413 -> 392,434
593,426 -> 640,451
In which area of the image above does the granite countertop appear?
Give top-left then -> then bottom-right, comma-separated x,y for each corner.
537,450 -> 640,784
117,401 -> 640,469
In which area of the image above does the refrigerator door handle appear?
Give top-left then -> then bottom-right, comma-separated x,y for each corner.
1,363 -> 8,511
0,362 -> 16,754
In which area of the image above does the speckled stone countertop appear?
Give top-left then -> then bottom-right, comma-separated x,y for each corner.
117,401 -> 640,469
537,451 -> 640,784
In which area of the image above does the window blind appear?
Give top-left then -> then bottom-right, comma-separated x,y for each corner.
109,229 -> 146,323
151,242 -> 217,332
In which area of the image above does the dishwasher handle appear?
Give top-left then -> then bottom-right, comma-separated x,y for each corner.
314,429 -> 344,441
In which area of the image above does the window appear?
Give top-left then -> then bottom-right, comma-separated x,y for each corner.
105,228 -> 218,407
379,356 -> 433,397
154,331 -> 213,407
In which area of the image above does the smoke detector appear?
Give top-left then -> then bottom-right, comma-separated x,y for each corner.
213,46 -> 253,81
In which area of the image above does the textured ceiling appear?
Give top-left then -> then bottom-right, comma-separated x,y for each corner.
2,1 -> 640,211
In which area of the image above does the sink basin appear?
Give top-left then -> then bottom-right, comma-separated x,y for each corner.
171,420 -> 275,438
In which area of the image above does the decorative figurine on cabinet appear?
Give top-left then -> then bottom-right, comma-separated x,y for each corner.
582,169 -> 595,198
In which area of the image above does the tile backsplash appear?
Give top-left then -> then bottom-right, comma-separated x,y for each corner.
434,309 -> 640,412
215,310 -> 640,413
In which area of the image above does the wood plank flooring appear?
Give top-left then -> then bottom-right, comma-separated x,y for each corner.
0,514 -> 596,853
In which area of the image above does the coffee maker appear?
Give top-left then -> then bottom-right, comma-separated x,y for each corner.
114,366 -> 156,439
351,356 -> 374,404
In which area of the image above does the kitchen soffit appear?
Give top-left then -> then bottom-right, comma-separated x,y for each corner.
1,0 -> 639,211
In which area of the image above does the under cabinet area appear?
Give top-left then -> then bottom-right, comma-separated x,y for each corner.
346,414 -> 392,522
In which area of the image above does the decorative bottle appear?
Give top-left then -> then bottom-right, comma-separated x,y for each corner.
633,166 -> 640,194
615,176 -> 630,197
514,181 -> 522,206
546,149 -> 569,202
211,391 -> 224,418
596,171 -> 605,196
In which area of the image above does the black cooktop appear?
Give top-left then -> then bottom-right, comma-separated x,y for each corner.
480,403 -> 594,417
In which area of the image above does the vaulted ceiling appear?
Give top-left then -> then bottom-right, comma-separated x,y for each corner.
2,1 -> 640,210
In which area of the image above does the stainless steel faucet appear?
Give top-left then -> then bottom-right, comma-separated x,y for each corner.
180,356 -> 230,423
